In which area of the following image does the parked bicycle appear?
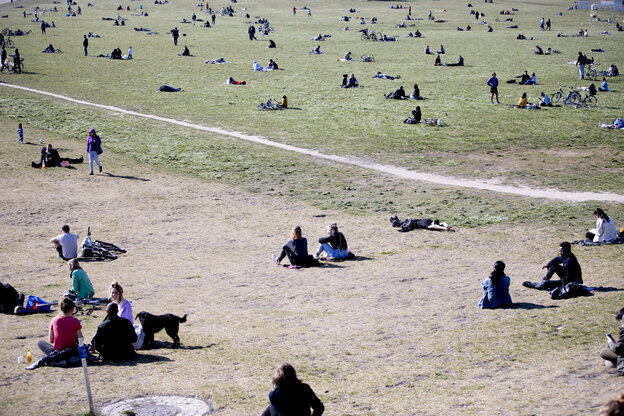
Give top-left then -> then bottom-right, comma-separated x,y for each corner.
361,31 -> 380,41
1,36 -> 16,48
80,227 -> 126,260
552,82 -> 580,104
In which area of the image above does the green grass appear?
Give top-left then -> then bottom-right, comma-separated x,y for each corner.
1,0 -> 623,195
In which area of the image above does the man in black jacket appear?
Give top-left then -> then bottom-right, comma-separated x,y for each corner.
31,144 -> 83,168
91,303 -> 137,360
523,241 -> 582,290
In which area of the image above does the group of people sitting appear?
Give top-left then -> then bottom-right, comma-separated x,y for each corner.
435,55 -> 463,66
252,59 -> 278,71
340,73 -> 359,88
272,223 -> 354,267
31,144 -> 83,168
514,71 -> 537,85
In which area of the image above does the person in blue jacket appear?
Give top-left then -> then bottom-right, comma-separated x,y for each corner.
479,261 -> 512,309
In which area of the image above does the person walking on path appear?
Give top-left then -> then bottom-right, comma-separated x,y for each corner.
487,72 -> 500,104
86,128 -> 102,175
83,35 -> 88,56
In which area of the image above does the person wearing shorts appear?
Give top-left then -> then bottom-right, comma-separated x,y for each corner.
487,72 -> 500,104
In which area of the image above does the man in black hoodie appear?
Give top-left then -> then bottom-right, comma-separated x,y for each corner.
91,303 -> 137,360
523,241 -> 582,290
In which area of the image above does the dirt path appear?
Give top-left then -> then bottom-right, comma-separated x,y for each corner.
2,82 -> 623,203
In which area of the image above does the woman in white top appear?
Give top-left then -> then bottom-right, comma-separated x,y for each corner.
586,208 -> 618,242
110,281 -> 145,348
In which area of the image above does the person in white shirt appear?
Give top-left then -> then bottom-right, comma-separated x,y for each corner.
127,46 -> 133,59
50,225 -> 78,260
586,208 -> 618,242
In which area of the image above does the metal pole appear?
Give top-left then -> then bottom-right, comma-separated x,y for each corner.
77,338 -> 95,415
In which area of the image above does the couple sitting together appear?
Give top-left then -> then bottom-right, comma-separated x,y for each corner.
272,223 -> 353,267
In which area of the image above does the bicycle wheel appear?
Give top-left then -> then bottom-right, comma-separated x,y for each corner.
370,33 -> 377,41
552,91 -> 562,103
1,28 -> 9,36
91,246 -> 117,260
583,95 -> 597,107
361,33 -> 368,41
7,39 -> 14,48
95,240 -> 126,253
570,91 -> 582,102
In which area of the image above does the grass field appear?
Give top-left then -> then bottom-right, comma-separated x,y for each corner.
0,0 -> 623,415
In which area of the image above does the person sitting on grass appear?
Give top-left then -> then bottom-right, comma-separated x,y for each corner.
479,260 -> 512,309
67,259 -> 95,300
272,226 -> 317,267
252,60 -> 264,71
90,302 -> 137,361
342,51 -> 352,61
434,55 -> 441,66
588,83 -> 598,96
599,118 -> 624,129
445,55 -> 464,66
226,77 -> 246,85
516,92 -> 528,108
266,59 -> 278,70
260,363 -> 324,416
32,144 -> 83,168
586,208 -> 618,243
539,91 -> 552,107
516,71 -> 530,85
42,44 -> 56,53
599,77 -> 609,92
404,105 -> 422,124
179,46 -> 191,56
341,73 -> 359,88
314,223 -> 350,260
268,39 -> 276,48
385,85 -> 406,99
535,45 -> 544,55
51,225 -> 78,261
522,241 -> 582,291
525,72 -> 537,85
599,306 -> 624,375
410,83 -> 423,99
27,297 -> 82,370
425,45 -> 432,54
278,95 -> 287,108
311,45 -> 322,54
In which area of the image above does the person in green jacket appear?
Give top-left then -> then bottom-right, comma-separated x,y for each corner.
67,259 -> 94,299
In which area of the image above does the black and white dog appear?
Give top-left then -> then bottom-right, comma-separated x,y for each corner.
136,312 -> 187,348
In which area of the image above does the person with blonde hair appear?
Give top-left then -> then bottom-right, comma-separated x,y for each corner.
261,363 -> 324,416
314,223 -> 349,260
68,259 -> 94,299
272,226 -> 316,267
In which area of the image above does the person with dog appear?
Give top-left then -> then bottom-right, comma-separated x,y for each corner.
261,363 -> 324,416
586,208 -> 618,243
27,297 -> 82,369
314,223 -> 350,260
522,241 -> 582,291
50,224 -> 78,261
479,261 -> 512,309
68,259 -> 95,300
272,226 -> 317,267
91,302 -> 137,360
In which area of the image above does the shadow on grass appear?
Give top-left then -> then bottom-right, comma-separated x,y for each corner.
103,172 -> 150,181
77,256 -> 117,262
510,302 -> 559,310
140,340 -> 216,350
92,353 -> 174,367
593,286 -> 624,292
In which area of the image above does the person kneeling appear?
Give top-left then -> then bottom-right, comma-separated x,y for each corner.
91,302 -> 137,360
314,223 -> 350,260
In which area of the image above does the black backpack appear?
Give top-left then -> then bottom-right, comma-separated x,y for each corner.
0,282 -> 20,313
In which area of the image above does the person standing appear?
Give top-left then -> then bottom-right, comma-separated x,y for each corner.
13,48 -> 20,73
83,35 -> 88,56
1,46 -> 7,72
171,27 -> 179,45
487,72 -> 500,104
292,6 -> 296,15
127,46 -> 133,59
307,8 -> 312,17
211,13 -> 216,26
539,17 -> 545,31
248,24 -> 256,40
86,128 -> 102,175
16,123 -> 24,143
546,18 -> 551,30
41,20 -> 46,35
576,51 -> 586,80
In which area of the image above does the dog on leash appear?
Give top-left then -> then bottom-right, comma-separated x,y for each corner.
136,311 -> 187,348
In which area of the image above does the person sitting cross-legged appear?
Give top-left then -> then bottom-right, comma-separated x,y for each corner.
90,302 -> 137,361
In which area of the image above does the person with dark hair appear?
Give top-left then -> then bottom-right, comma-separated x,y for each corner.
27,297 -> 82,369
32,144 -> 83,168
67,259 -> 95,300
86,128 -> 102,174
487,72 -> 499,104
586,208 -> 618,242
516,92 -> 528,108
272,226 -> 317,267
434,55 -> 441,66
13,48 -> 21,73
261,363 -> 324,416
50,225 -> 78,260
1,46 -> 8,72
385,85 -> 406,99
91,302 -> 137,360
248,24 -> 256,40
409,83 -> 423,100
588,83 -> 597,96
83,35 -> 88,56
479,261 -> 512,309
599,307 -> 624,375
522,242 -> 583,290
171,27 -> 179,45
268,39 -> 276,48
445,55 -> 464,66
341,73 -> 358,88
314,223 -> 349,260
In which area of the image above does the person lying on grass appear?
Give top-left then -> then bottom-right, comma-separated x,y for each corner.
226,77 -> 246,85
385,85 -> 406,99
314,223 -> 350,260
390,216 -> 454,232
373,71 -> 400,80
479,260 -> 512,309
272,226 -> 318,267
599,118 -> 624,129
445,55 -> 464,66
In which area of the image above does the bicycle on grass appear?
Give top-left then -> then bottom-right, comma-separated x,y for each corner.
80,227 -> 126,260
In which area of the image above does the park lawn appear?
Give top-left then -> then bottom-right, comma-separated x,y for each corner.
0,0 -> 623,195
